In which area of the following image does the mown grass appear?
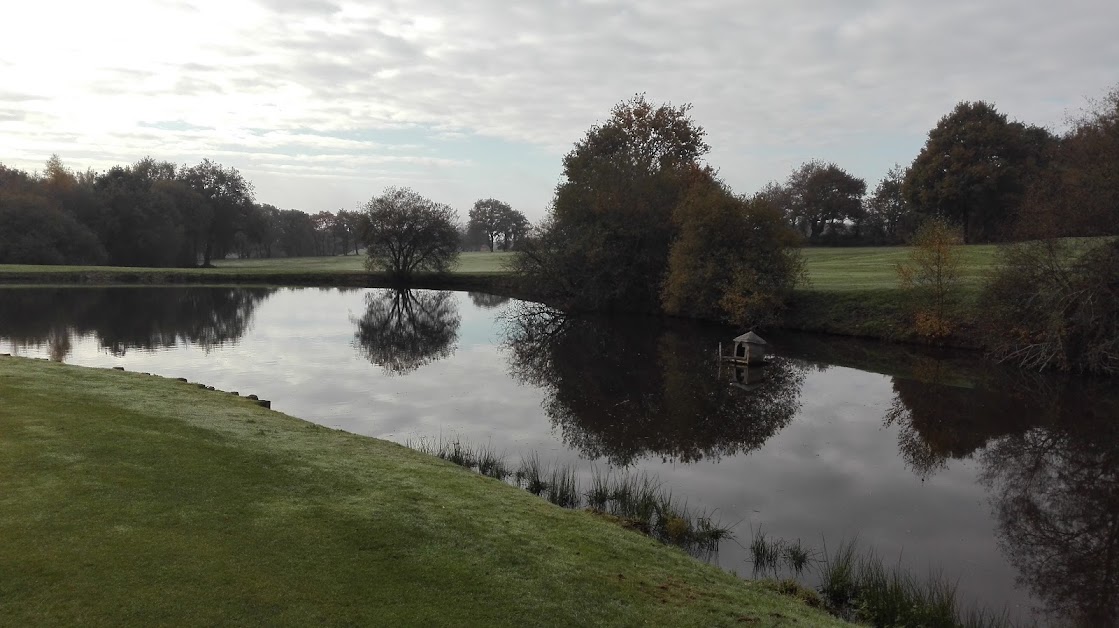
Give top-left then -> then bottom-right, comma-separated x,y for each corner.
0,251 -> 513,277
0,357 -> 845,627
799,245 -> 1001,292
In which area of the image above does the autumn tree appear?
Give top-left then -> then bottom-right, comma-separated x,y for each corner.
904,101 -> 1054,243
1019,85 -> 1119,238
661,182 -> 803,325
896,217 -> 964,339
361,187 -> 460,280
513,95 -> 713,312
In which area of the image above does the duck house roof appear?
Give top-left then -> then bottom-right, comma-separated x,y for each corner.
733,331 -> 766,345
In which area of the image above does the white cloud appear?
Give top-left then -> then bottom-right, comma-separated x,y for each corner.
2,0 -> 1116,219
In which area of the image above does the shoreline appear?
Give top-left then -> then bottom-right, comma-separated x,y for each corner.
0,267 -> 984,351
0,355 -> 845,626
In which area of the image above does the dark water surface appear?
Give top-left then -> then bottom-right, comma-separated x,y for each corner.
2,286 -> 1116,626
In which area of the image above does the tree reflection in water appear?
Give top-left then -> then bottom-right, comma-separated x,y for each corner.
0,287 -> 275,360
468,292 -> 510,309
884,361 -> 1119,624
981,379 -> 1119,626
502,302 -> 807,466
352,289 -> 461,375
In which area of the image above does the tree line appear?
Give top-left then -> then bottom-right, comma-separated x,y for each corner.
763,89 -> 1119,245
0,155 -> 531,267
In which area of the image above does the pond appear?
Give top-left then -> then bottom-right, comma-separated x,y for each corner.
2,285 -> 1116,626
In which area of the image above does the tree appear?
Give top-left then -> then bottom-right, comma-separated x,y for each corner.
179,159 -> 255,266
93,160 -> 184,267
904,101 -> 1054,243
276,209 -> 317,257
0,193 -> 107,265
895,217 -> 963,339
361,187 -> 460,280
498,207 -> 530,251
151,179 -> 211,266
468,199 -> 511,252
864,164 -> 915,244
661,182 -> 803,326
781,160 -> 866,243
514,94 -> 713,312
1020,85 -> 1119,238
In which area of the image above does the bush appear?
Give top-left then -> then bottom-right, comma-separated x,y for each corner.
981,238 -> 1119,374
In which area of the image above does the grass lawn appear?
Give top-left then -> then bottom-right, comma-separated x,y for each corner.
0,252 -> 514,277
0,357 -> 844,627
799,244 -> 1002,292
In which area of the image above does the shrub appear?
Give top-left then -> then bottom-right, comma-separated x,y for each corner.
981,238 -> 1119,374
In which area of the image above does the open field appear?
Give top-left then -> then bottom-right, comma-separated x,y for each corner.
0,251 -> 513,277
0,356 -> 843,627
799,244 -> 1001,292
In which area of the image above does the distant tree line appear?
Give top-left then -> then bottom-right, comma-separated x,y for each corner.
0,154 -> 533,269
763,87 -> 1119,245
0,156 -> 365,267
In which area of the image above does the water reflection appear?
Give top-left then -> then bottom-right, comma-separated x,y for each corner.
503,303 -> 807,466
468,292 -> 510,309
0,287 -> 275,360
352,289 -> 461,375
880,359 -> 1119,625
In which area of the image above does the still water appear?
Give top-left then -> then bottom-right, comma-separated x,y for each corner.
2,286 -> 1116,626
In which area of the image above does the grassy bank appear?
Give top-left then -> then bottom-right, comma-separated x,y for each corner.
0,244 -> 1022,347
0,357 -> 844,627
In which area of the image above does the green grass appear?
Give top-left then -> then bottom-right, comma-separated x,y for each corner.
799,245 -> 1001,292
0,356 -> 845,627
0,251 -> 514,277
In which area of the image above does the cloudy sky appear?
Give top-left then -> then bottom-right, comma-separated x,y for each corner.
2,0 -> 1116,221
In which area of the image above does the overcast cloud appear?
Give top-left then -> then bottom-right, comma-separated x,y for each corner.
2,0 -> 1116,220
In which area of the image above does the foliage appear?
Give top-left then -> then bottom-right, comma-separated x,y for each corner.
903,101 -> 1054,243
1018,84 -> 1119,238
179,159 -> 256,265
361,187 -> 460,280
896,218 -> 964,339
0,192 -> 107,265
777,160 -> 867,243
980,238 -> 1119,374
467,198 -> 530,252
661,182 -> 803,326
514,94 -> 713,313
92,160 -> 185,266
863,164 -> 915,244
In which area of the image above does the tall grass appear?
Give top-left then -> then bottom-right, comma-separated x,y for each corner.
405,436 -> 508,480
812,537 -> 1011,628
405,437 -> 732,555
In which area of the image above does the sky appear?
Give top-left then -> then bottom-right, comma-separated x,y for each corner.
2,0 -> 1117,222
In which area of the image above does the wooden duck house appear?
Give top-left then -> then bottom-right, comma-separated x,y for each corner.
724,331 -> 767,366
